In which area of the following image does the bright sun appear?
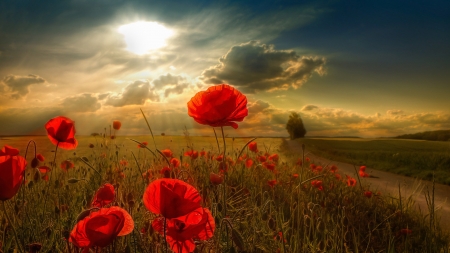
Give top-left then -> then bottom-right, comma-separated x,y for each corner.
118,21 -> 174,55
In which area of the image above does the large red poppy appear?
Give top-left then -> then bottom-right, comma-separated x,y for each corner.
91,183 -> 115,208
0,145 -> 27,201
152,208 -> 215,253
69,206 -> 134,249
143,179 -> 202,219
187,84 -> 248,129
45,116 -> 78,150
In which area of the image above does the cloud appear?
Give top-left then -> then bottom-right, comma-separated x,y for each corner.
152,73 -> 185,89
200,41 -> 325,93
1,74 -> 46,99
105,80 -> 159,107
164,83 -> 189,97
60,93 -> 101,112
301,104 -> 319,111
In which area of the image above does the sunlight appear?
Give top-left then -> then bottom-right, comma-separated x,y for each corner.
118,21 -> 174,55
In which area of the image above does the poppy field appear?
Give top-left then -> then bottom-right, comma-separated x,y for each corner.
1,84 -> 450,253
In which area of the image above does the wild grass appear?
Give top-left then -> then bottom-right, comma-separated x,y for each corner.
295,138 -> 450,185
0,134 -> 449,252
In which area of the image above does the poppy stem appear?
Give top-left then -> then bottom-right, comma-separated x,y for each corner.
2,201 -> 25,253
213,128 -> 221,154
221,126 -> 227,218
41,142 -> 59,218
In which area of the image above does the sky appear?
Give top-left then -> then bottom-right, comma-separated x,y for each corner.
1,0 -> 449,137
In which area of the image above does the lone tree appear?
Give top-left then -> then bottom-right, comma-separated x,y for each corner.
286,112 -> 307,139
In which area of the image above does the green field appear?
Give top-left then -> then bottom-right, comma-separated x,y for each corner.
296,138 -> 450,185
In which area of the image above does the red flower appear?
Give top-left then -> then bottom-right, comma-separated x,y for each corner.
267,180 -> 277,188
364,191 -> 372,198
45,116 -> 78,150
161,149 -> 174,157
359,165 -> 366,171
143,179 -> 202,219
262,161 -> 275,171
311,180 -> 323,191
400,228 -> 412,235
112,120 -> 121,130
248,142 -> 258,153
245,158 -> 253,168
346,175 -> 357,187
137,141 -> 148,148
184,150 -> 199,159
36,154 -> 45,162
292,173 -> 299,179
258,155 -> 267,162
296,158 -> 302,166
359,170 -> 369,178
153,208 -> 215,253
209,172 -> 223,185
160,166 -> 171,178
0,145 -> 27,201
69,206 -> 134,249
330,165 -> 338,173
200,150 -> 206,157
91,184 -> 115,208
60,160 -> 74,172
187,84 -> 248,129
268,154 -> 279,162
170,158 -> 181,168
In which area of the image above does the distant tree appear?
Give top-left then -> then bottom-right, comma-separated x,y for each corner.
286,112 -> 307,140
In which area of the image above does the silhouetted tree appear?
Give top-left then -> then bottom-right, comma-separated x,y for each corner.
286,112 -> 307,139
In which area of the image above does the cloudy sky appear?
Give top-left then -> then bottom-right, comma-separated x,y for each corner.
1,0 -> 449,137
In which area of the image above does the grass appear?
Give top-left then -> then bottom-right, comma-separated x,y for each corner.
295,138 -> 450,185
0,133 -> 449,252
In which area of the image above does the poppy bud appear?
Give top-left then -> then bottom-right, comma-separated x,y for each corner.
28,243 -> 42,253
33,171 -> 40,182
210,172 -> 224,185
128,200 -> 135,208
268,217 -> 276,231
31,158 -> 40,168
89,143 -> 95,148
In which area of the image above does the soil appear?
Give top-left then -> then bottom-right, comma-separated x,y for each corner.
285,139 -> 450,232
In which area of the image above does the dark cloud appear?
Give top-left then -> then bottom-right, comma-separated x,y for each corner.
105,80 -> 159,107
301,104 -> 318,111
248,100 -> 271,114
60,93 -> 101,112
200,41 -> 325,93
1,74 -> 46,99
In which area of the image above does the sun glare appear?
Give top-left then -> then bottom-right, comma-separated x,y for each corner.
118,21 -> 174,55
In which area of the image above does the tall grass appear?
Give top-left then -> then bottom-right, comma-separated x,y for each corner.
0,135 -> 449,252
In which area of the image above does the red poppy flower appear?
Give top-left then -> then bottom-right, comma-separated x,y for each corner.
112,120 -> 121,130
311,180 -> 323,191
268,154 -> 279,162
209,172 -> 223,185
137,141 -> 148,148
184,150 -> 199,159
69,206 -> 134,249
215,154 -> 223,162
292,173 -> 299,179
91,184 -> 115,208
346,175 -> 357,187
161,149 -> 174,157
170,158 -> 181,168
400,228 -> 412,235
152,208 -> 215,253
245,158 -> 253,168
200,150 -> 206,157
187,84 -> 248,129
45,116 -> 78,150
296,158 -> 302,166
359,165 -> 366,171
267,180 -> 277,188
258,155 -> 267,162
143,179 -> 202,219
305,157 -> 310,162
359,170 -> 369,178
36,154 -> 45,162
364,191 -> 372,198
262,161 -> 275,171
60,160 -> 74,172
0,145 -> 27,201
330,165 -> 338,173
160,166 -> 171,178
248,142 -> 258,153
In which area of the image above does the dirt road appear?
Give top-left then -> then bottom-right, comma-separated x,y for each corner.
285,139 -> 450,232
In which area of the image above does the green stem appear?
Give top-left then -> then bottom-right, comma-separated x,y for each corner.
221,126 -> 227,218
2,201 -> 24,253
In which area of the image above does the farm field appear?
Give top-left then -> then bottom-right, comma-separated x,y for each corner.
295,138 -> 450,185
1,132 -> 449,252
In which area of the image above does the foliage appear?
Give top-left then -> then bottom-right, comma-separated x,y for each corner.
286,112 -> 307,140
396,130 -> 450,141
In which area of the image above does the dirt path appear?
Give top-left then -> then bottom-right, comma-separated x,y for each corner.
285,139 -> 450,232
